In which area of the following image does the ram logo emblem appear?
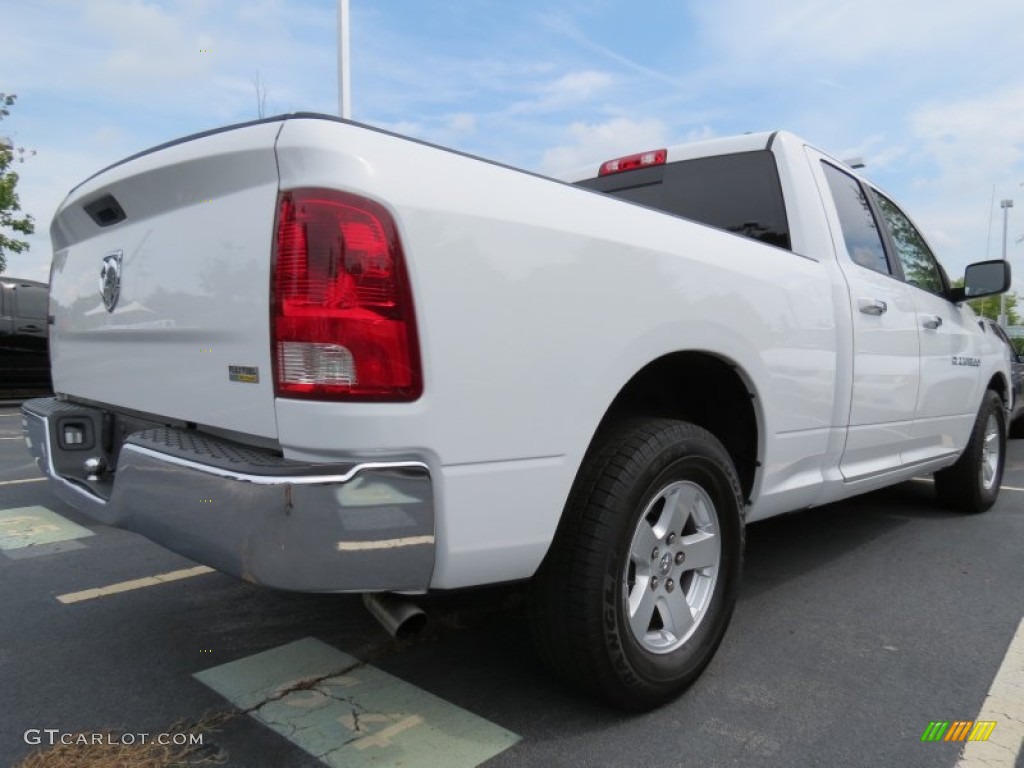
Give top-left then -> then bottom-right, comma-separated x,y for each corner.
99,250 -> 123,312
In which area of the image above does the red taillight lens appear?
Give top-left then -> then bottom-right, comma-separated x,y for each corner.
272,189 -> 422,401
598,149 -> 667,177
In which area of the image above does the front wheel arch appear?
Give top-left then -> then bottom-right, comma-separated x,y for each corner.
934,389 -> 1006,514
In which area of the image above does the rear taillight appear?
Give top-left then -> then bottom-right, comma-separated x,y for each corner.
272,189 -> 422,401
598,149 -> 667,177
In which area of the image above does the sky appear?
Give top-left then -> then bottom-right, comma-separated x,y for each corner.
3,0 -> 1024,286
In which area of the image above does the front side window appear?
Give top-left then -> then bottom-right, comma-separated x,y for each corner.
821,162 -> 890,275
872,192 -> 945,296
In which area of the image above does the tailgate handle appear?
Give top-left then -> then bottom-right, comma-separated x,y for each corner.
83,194 -> 127,227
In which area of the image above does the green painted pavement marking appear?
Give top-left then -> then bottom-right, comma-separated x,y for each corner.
0,506 -> 94,550
195,637 -> 520,768
4,539 -> 87,560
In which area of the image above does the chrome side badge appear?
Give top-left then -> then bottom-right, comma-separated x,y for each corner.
99,250 -> 123,313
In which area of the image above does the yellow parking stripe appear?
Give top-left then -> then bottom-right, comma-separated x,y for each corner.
57,565 -> 214,604
956,617 -> 1024,766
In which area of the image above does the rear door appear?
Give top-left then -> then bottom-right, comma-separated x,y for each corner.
814,158 -> 921,480
869,190 -> 979,462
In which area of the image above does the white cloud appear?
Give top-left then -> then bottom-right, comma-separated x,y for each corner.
509,70 -> 615,114
898,85 -> 1024,272
910,86 -> 1024,194
85,0 -> 207,80
544,71 -> 614,103
540,11 -> 680,88
692,0 -> 1024,70
446,113 -> 477,135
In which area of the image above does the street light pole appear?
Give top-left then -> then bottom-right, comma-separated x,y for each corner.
1000,199 -> 1014,326
338,0 -> 351,119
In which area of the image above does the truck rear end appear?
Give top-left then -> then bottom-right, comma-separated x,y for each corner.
23,115 -> 434,592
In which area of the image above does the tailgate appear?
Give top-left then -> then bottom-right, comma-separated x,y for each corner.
48,120 -> 284,438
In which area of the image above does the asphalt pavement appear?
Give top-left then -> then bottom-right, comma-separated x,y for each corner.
1,403 -> 1021,767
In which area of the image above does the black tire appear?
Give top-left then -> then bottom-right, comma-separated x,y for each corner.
528,417 -> 744,711
1009,415 -> 1024,440
934,390 -> 1006,514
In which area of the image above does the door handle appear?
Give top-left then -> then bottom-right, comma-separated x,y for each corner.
922,316 -> 943,330
858,298 -> 887,315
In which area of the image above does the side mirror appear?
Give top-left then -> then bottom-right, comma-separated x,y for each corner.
950,260 -> 1011,302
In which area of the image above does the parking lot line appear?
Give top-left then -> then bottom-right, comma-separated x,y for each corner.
195,637 -> 520,768
56,565 -> 214,604
0,505 -> 94,551
913,477 -> 1024,493
956,617 -> 1024,766
0,478 -> 44,486
0,436 -> 24,440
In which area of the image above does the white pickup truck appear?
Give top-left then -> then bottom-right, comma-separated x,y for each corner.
22,114 -> 1012,710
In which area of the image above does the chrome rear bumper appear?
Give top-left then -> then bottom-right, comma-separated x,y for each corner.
21,397 -> 435,592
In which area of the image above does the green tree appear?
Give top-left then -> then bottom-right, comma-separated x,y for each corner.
951,277 -> 1020,324
0,93 -> 35,274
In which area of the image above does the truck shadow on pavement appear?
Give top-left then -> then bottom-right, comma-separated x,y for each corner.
739,479 -> 958,602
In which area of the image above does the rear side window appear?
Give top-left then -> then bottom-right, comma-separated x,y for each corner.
578,150 -> 791,250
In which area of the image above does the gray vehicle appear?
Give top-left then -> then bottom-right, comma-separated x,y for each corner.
0,278 -> 52,397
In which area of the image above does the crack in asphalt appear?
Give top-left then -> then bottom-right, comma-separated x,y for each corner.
241,659 -> 369,716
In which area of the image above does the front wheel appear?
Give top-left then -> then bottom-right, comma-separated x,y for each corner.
934,390 -> 1006,514
528,418 -> 745,710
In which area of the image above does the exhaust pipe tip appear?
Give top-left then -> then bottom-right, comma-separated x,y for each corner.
362,592 -> 427,640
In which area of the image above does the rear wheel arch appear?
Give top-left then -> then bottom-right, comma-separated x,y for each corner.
586,351 -> 762,504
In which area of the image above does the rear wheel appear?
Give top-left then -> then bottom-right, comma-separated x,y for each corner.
934,390 -> 1005,514
529,418 -> 744,710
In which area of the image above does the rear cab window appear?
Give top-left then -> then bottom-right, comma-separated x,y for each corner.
576,150 -> 792,250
